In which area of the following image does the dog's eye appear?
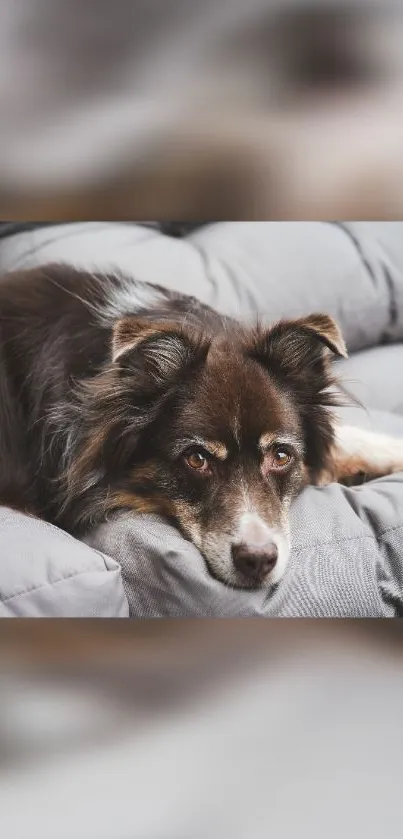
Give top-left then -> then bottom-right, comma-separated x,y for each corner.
184,450 -> 211,473
267,445 -> 294,471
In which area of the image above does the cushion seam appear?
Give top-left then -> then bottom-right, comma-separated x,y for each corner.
0,564 -> 119,605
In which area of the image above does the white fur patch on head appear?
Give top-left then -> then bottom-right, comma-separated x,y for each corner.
102,277 -> 164,327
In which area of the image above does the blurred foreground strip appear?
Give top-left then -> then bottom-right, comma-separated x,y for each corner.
0,621 -> 402,838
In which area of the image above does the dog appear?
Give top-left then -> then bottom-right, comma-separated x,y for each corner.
1,264 -> 403,589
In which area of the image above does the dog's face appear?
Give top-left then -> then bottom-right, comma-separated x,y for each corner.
93,311 -> 346,590
138,349 -> 305,589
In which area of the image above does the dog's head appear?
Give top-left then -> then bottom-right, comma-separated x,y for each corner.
68,312 -> 346,589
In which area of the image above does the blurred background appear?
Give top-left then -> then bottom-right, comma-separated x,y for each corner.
1,620 -> 403,838
1,0 -> 403,219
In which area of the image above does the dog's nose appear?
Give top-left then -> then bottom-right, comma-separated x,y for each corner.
232,542 -> 278,581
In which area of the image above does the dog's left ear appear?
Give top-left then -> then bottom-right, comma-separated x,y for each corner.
252,313 -> 347,378
251,314 -> 347,479
289,314 -> 347,359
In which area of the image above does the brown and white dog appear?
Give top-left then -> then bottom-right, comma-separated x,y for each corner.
0,265 -> 402,589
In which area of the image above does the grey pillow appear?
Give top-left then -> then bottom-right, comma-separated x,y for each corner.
187,221 -> 403,352
336,344 -> 403,416
0,508 -> 128,617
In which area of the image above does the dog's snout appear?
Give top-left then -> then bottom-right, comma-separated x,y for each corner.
232,542 -> 278,581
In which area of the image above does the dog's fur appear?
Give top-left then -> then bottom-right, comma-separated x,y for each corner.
1,265 -> 403,589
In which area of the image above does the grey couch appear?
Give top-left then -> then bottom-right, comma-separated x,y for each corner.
1,221 -> 403,616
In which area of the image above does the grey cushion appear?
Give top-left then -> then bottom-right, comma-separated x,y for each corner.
337,344 -> 403,416
1,221 -> 403,616
0,508 -> 128,617
187,221 -> 403,353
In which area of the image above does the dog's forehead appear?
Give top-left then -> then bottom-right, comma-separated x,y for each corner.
178,349 -> 300,445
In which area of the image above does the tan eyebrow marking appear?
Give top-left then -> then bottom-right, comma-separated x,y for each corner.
203,440 -> 228,460
175,438 -> 229,460
259,432 -> 304,455
259,432 -> 277,451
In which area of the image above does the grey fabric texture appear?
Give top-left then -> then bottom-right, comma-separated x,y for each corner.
187,221 -> 403,354
1,221 -> 403,616
86,475 -> 403,618
337,344 -> 403,416
0,508 -> 128,617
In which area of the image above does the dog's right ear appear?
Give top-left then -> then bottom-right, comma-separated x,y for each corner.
112,317 -> 210,392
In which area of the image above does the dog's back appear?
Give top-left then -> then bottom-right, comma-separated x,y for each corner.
0,264 -> 227,522
0,266 -> 110,515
